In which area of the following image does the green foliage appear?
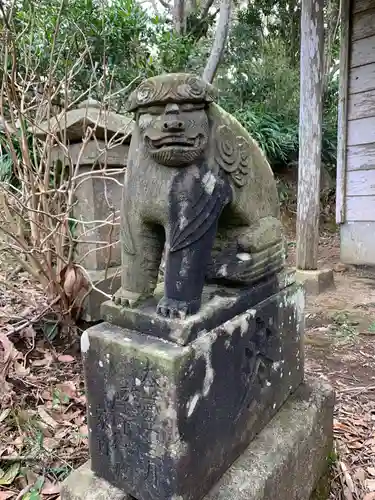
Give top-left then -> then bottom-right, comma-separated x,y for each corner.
233,108 -> 298,166
217,6 -> 338,171
5,0 -> 339,172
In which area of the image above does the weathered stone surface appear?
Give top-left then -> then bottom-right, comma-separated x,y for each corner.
113,73 -> 285,319
206,378 -> 334,500
61,379 -> 334,500
81,268 -> 121,322
295,268 -> 335,295
60,461 -> 129,500
102,270 -> 296,345
82,281 -> 304,500
73,166 -> 124,271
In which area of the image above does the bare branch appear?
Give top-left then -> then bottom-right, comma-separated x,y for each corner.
158,0 -> 171,9
202,0 -> 232,83
200,0 -> 216,20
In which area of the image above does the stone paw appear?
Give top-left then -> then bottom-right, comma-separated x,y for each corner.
112,289 -> 149,308
156,297 -> 192,320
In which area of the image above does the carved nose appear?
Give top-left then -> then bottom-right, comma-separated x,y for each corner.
163,120 -> 185,131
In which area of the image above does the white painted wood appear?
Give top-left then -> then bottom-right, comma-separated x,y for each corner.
352,8 -> 375,41
336,0 -> 351,224
297,0 -> 324,270
347,116 -> 375,145
349,62 -> 375,94
347,169 -> 375,195
348,89 -> 375,119
351,35 -> 375,68
341,221 -> 375,264
353,0 -> 375,14
346,195 -> 375,220
347,143 -> 375,169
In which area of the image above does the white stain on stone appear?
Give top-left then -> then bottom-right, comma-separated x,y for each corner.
193,332 -> 216,397
179,200 -> 188,231
186,393 -> 200,418
202,171 -> 216,195
99,360 -> 103,367
223,311 -> 253,337
202,342 -> 214,397
107,385 -> 116,401
236,252 -> 251,262
218,264 -> 228,277
240,316 -> 249,336
81,330 -> 90,353
272,361 -> 281,371
135,378 -> 141,387
223,320 -> 236,335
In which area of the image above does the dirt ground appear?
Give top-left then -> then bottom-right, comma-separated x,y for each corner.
0,228 -> 375,499
288,232 -> 375,500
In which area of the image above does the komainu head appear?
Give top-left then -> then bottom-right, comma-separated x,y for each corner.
126,73 -> 217,167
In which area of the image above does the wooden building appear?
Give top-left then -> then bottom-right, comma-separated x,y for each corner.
297,0 -> 375,270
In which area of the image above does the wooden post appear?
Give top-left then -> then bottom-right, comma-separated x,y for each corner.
296,0 -> 324,270
336,0 -> 350,224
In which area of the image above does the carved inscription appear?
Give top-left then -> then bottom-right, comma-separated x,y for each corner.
94,360 -> 164,491
234,312 -> 278,422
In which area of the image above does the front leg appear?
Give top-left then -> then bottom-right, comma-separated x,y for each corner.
157,222 -> 219,318
114,213 -> 164,307
157,166 -> 231,319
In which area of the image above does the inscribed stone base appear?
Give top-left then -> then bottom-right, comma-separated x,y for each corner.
61,379 -> 334,500
81,267 -> 121,322
80,280 -> 304,500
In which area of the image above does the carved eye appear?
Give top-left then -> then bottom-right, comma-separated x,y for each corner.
139,106 -> 164,116
180,103 -> 205,112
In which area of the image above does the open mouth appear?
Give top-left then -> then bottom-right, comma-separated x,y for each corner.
146,135 -> 202,150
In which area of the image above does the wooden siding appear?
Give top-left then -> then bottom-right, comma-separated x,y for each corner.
345,0 -> 375,223
341,222 -> 375,264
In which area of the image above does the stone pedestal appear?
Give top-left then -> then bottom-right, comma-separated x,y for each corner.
77,275 -> 304,500
61,379 -> 334,500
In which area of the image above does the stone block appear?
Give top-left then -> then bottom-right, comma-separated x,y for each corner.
73,164 -> 124,271
61,379 -> 334,500
81,268 -> 121,322
205,379 -> 334,500
80,281 -> 304,500
295,268 -> 334,295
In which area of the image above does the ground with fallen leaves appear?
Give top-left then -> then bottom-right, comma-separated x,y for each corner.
1,229 -> 375,500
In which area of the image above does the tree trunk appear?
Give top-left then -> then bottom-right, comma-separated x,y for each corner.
202,0 -> 231,84
173,0 -> 186,34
